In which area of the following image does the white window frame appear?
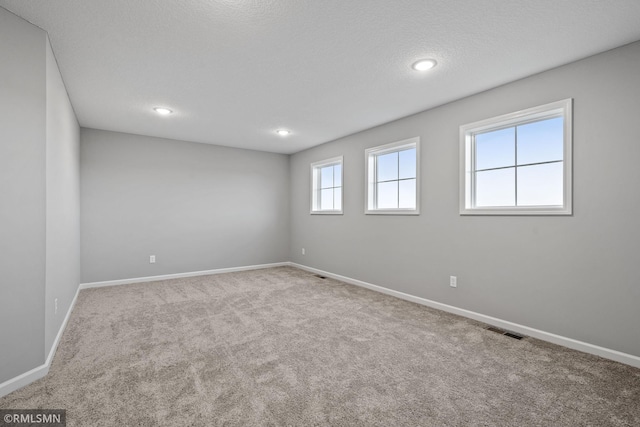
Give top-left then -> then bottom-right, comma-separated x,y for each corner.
459,99 -> 573,216
310,156 -> 344,215
365,137 -> 420,215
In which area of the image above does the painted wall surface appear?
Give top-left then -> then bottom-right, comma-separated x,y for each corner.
45,38 -> 80,355
80,129 -> 290,283
0,8 -> 46,382
290,42 -> 640,357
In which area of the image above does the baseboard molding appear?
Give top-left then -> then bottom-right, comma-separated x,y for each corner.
79,262 -> 290,289
1,262 -> 289,398
0,364 -> 49,400
3,260 -> 636,399
290,262 -> 640,369
0,284 -> 81,398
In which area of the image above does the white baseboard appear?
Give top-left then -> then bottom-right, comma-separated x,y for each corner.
79,262 -> 290,289
1,262 -> 289,398
0,364 -> 49,400
3,260 -> 637,400
290,262 -> 640,369
0,284 -> 81,398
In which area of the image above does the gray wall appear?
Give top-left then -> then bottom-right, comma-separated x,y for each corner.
0,8 -> 46,382
0,8 -> 80,384
80,129 -> 290,283
45,38 -> 81,355
290,41 -> 640,358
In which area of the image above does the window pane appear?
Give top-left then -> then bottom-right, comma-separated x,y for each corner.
475,168 -> 515,207
334,164 -> 342,187
320,189 -> 334,210
377,181 -> 398,209
475,127 -> 515,170
517,162 -> 563,206
334,187 -> 342,211
399,179 -> 416,209
320,166 -> 334,189
399,148 -> 416,179
517,117 -> 563,165
377,152 -> 398,182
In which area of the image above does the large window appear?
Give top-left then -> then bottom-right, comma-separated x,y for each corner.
460,99 -> 572,215
365,137 -> 419,215
311,156 -> 343,214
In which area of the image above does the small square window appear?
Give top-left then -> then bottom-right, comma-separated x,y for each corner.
365,137 -> 420,215
311,156 -> 343,214
460,99 -> 572,215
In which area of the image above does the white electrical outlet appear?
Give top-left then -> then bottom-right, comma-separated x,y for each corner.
450,276 -> 457,288
301,248 -> 305,255
54,298 -> 58,315
150,255 -> 156,264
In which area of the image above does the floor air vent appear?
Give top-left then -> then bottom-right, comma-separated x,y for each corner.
486,326 -> 525,340
314,274 -> 327,279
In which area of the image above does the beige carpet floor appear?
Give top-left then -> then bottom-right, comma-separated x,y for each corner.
1,266 -> 639,426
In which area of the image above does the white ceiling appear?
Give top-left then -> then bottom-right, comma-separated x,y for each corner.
2,1 -> 640,154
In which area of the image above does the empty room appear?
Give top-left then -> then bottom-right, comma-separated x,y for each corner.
1,1 -> 639,426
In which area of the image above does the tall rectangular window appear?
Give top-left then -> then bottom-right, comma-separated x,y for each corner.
365,137 -> 420,215
460,99 -> 572,215
311,156 -> 343,214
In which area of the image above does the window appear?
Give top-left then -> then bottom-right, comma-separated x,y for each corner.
365,137 -> 419,215
311,156 -> 343,214
460,99 -> 572,215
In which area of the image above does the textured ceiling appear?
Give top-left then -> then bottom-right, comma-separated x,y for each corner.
2,0 -> 640,154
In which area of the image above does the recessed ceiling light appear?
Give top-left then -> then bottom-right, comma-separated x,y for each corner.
276,129 -> 290,136
154,107 -> 172,115
411,59 -> 437,71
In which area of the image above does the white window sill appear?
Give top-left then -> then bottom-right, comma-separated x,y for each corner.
365,209 -> 420,216
311,211 -> 343,215
459,206 -> 571,216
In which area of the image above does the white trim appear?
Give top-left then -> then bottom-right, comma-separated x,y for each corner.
0,284 -> 81,398
459,99 -> 573,215
364,209 -> 421,216
0,363 -> 49,399
4,260 -> 637,399
365,137 -> 420,215
290,262 -> 640,369
80,262 -> 289,289
0,262 -> 289,397
310,156 -> 344,215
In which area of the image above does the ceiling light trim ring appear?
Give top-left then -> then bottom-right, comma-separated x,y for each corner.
412,59 -> 437,71
154,107 -> 173,115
